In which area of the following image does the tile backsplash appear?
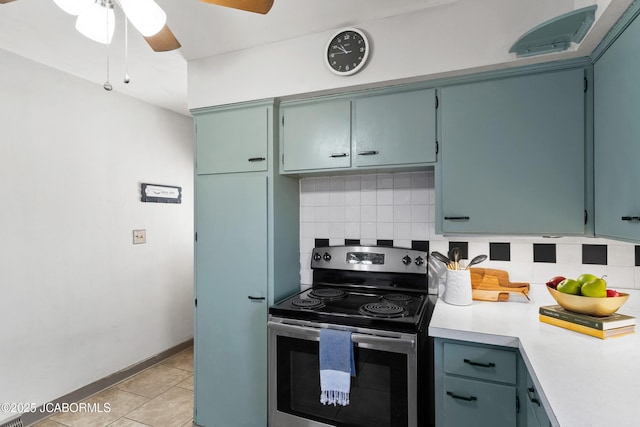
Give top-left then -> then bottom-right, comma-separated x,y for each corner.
299,170 -> 640,290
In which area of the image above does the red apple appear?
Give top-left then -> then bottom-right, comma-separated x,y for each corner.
606,289 -> 621,298
546,276 -> 566,289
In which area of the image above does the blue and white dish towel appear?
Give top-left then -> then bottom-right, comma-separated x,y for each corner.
319,328 -> 356,406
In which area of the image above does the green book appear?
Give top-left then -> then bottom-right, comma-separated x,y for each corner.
538,305 -> 635,330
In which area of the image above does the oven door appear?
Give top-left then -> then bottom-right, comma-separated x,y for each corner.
268,317 -> 418,427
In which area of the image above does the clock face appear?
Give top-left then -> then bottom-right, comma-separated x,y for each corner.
325,28 -> 369,76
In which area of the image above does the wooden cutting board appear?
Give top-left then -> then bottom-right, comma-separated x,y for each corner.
470,268 -> 530,302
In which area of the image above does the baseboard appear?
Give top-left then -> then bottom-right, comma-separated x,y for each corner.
20,338 -> 193,426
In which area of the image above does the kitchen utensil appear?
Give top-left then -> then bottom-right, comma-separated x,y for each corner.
450,247 -> 461,270
466,254 -> 488,269
430,251 -> 451,266
547,286 -> 629,316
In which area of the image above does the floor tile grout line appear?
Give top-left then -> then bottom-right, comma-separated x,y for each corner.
32,347 -> 193,427
123,386 -> 194,427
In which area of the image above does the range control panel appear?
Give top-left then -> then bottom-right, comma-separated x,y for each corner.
310,246 -> 427,274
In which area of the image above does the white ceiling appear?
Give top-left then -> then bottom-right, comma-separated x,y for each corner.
0,0 -> 628,116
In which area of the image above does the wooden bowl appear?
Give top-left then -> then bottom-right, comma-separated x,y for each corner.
547,286 -> 629,317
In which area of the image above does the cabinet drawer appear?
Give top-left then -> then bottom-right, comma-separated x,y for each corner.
443,376 -> 516,427
443,342 -> 516,384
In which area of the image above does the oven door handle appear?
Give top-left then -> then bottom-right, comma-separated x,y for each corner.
268,321 -> 416,351
352,333 -> 415,352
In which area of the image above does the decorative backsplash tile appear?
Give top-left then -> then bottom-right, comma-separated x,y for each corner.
299,171 -> 640,289
582,244 -> 607,265
490,242 -> 511,261
533,243 -> 557,263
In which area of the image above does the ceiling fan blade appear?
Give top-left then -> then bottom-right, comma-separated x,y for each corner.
200,0 -> 274,14
144,25 -> 181,52
0,0 -> 17,4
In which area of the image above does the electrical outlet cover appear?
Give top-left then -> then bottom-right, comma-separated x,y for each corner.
133,229 -> 146,244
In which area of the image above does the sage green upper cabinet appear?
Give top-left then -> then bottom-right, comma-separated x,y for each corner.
353,89 -> 437,167
281,99 -> 352,172
438,68 -> 586,235
194,104 -> 269,174
594,12 -> 640,242
280,89 -> 437,174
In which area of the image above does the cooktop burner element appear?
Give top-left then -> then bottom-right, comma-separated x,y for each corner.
381,293 -> 413,303
308,288 -> 347,300
291,298 -> 324,309
359,302 -> 406,318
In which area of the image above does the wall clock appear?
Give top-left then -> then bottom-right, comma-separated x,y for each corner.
325,28 -> 370,76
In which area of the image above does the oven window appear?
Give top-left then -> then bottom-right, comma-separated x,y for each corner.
276,336 -> 408,427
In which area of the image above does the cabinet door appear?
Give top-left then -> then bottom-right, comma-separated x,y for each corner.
353,89 -> 437,167
524,371 -> 550,427
442,376 -> 516,427
194,174 -> 268,427
440,69 -> 585,234
594,14 -> 640,241
281,99 -> 351,171
196,105 -> 268,174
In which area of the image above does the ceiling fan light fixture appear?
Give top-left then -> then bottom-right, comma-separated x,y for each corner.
75,0 -> 115,44
53,0 -> 91,15
117,0 -> 166,37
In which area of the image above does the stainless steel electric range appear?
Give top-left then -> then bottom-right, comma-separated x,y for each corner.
268,245 -> 436,427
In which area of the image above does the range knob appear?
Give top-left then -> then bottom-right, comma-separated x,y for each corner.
414,256 -> 425,266
323,252 -> 332,261
313,252 -> 322,261
402,255 -> 412,265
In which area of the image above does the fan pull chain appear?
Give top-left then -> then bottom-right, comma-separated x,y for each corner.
103,2 -> 113,91
124,15 -> 130,84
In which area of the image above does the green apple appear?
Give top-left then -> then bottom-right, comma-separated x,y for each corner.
581,277 -> 607,298
556,278 -> 582,295
576,273 -> 599,286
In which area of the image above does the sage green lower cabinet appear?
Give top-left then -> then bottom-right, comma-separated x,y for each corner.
594,11 -> 640,242
194,174 -> 268,426
435,339 -> 518,427
522,369 -> 551,427
280,99 -> 352,172
443,376 -> 517,427
353,89 -> 437,167
438,68 -> 586,235
435,338 -> 552,427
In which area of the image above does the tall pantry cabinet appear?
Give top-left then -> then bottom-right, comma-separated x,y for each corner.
192,99 -> 300,426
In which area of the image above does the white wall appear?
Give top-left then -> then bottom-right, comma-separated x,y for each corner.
0,49 -> 194,422
187,0 -> 631,109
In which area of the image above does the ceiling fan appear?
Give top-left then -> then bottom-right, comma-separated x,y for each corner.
0,0 -> 274,52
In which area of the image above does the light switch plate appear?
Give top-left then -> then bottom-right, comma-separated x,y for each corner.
133,229 -> 146,244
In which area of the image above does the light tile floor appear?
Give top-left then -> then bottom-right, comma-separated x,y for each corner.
32,347 -> 194,427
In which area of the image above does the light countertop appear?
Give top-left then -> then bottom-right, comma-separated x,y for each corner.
428,284 -> 640,427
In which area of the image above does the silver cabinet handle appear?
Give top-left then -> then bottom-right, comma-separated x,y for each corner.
357,150 -> 379,156
330,153 -> 349,158
248,157 -> 266,162
248,296 -> 266,301
444,216 -> 470,221
621,216 -> 640,222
